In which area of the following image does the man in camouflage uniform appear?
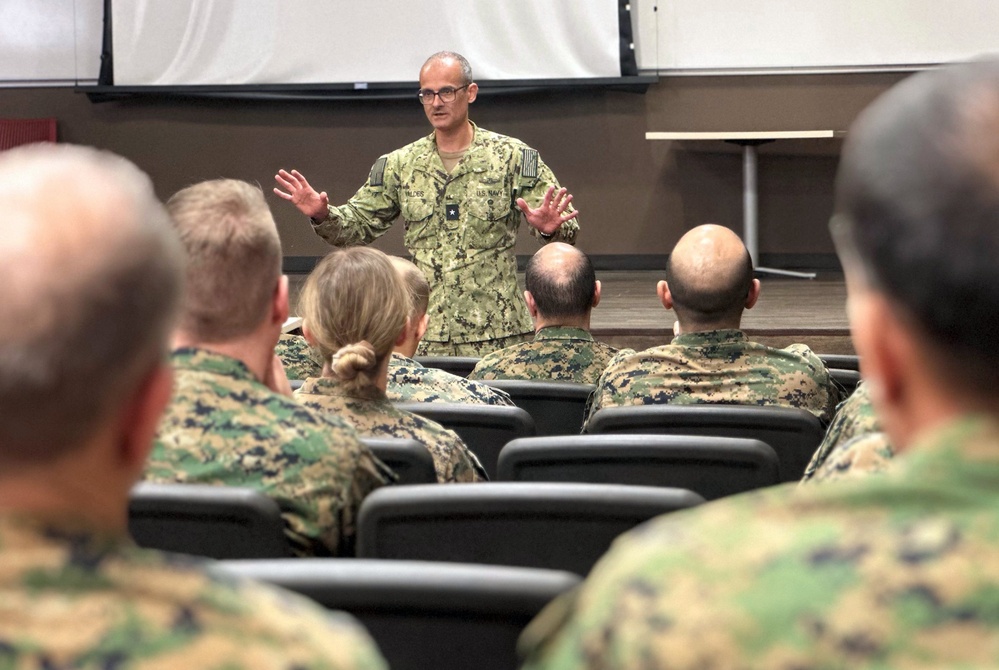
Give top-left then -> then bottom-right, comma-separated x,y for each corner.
469,243 -> 618,384
586,224 -> 839,426
276,332 -> 323,379
149,179 -> 392,557
386,256 -> 514,405
0,145 -> 386,669
801,381 -> 894,483
520,57 -> 999,669
275,51 -> 579,356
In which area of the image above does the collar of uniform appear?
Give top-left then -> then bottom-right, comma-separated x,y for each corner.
170,347 -> 257,384
389,352 -> 422,370
671,329 -> 748,347
297,375 -> 386,402
0,512 -> 129,557
535,326 -> 595,342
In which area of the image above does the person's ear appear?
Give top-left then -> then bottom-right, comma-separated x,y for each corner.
592,280 -> 602,308
745,278 -> 761,310
657,280 -> 674,310
272,275 -> 290,325
395,316 -> 411,348
302,324 -> 316,347
416,313 -> 430,342
116,362 -> 174,476
467,82 -> 478,104
524,290 -> 539,318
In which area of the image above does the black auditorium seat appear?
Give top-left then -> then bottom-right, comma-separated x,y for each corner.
480,380 -> 595,436
356,482 -> 703,575
215,559 -> 580,670
129,483 -> 289,559
393,403 -> 536,479
360,437 -> 438,485
586,404 -> 825,482
497,434 -> 780,500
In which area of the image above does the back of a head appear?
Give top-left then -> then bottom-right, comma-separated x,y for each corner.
300,247 -> 409,388
525,243 -> 596,321
665,224 -> 754,329
835,58 -> 999,398
390,256 -> 430,319
167,179 -> 281,343
0,144 -> 183,463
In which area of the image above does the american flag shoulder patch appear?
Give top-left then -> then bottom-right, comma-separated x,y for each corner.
369,156 -> 388,186
521,148 -> 539,179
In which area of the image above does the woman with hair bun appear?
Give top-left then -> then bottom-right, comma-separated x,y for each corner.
296,246 -> 486,483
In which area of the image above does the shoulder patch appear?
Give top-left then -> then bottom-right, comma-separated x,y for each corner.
369,156 -> 388,187
521,148 -> 539,179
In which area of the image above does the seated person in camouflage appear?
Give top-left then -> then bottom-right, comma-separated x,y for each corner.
386,256 -> 514,406
0,144 -> 386,669
469,243 -> 618,384
148,179 -> 392,557
275,332 -> 323,380
521,57 -> 999,669
586,224 -> 839,425
801,381 -> 894,483
296,247 -> 487,483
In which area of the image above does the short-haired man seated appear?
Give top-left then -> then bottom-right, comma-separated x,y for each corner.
469,243 -> 617,384
0,145 -> 386,668
586,224 -> 839,425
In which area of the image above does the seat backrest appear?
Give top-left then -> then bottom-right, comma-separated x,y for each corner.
128,483 -> 289,559
413,356 -> 481,378
356,482 -> 703,575
0,117 -> 57,151
393,403 -> 536,479
479,380 -> 595,436
360,437 -> 438,485
829,368 -> 861,397
497,434 -> 780,500
819,353 -> 860,371
215,559 -> 580,670
586,404 -> 825,481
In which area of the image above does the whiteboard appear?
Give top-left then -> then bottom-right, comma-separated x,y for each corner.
0,0 -> 101,85
633,0 -> 999,74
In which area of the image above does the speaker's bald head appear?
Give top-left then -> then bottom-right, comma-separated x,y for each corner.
665,224 -> 754,327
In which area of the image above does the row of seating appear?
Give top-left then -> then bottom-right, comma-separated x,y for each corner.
129,481 -> 703,573
400,403 -> 823,481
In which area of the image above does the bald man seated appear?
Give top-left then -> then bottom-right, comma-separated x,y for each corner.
469,243 -> 618,384
586,224 -> 839,425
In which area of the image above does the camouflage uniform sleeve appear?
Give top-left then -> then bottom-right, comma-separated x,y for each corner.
311,152 -> 403,247
337,445 -> 396,557
785,343 -> 841,423
806,432 -> 894,483
513,146 -> 579,245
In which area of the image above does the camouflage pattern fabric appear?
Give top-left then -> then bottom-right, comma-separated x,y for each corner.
386,352 -> 514,406
311,122 -> 577,346
296,375 -> 487,483
416,332 -> 532,358
468,326 -> 618,384
0,514 -> 387,669
520,415 -> 999,669
802,381 -> 889,482
275,333 -> 323,380
807,432 -> 895,483
148,348 -> 392,557
587,329 -> 839,426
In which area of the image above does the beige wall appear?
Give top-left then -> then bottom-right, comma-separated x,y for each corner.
2,72 -> 908,262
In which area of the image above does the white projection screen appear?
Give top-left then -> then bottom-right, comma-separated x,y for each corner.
111,0 -> 627,87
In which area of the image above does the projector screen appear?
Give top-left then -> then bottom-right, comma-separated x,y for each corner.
109,0 -> 632,87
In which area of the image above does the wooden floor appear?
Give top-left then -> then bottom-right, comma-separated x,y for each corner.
289,271 -> 854,356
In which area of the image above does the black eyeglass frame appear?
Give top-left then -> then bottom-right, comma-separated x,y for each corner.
417,84 -> 470,105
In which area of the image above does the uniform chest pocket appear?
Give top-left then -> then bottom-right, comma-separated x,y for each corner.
401,197 -> 436,249
464,183 -> 514,250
